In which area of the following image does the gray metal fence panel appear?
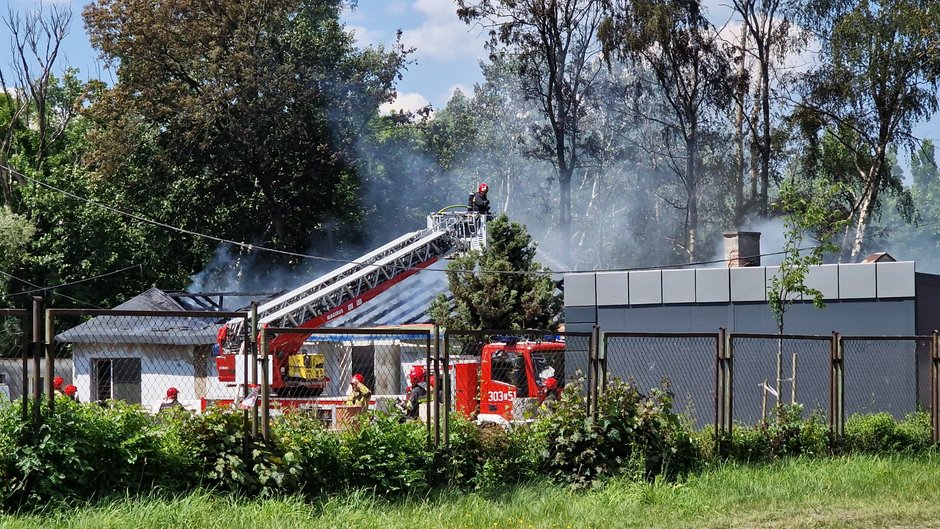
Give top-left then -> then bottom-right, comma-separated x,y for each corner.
603,333 -> 718,428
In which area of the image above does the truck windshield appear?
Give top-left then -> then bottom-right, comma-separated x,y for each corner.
531,351 -> 565,386
491,350 -> 529,397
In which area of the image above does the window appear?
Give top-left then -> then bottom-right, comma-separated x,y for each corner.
490,350 -> 528,396
93,358 -> 141,404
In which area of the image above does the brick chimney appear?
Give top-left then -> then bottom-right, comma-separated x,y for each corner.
724,231 -> 761,267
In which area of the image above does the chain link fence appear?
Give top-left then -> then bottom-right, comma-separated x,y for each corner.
728,334 -> 833,426
603,333 -> 718,428
0,309 -> 31,422
5,308 -> 939,448
840,336 -> 932,418
259,326 -> 434,438
49,309 -> 247,414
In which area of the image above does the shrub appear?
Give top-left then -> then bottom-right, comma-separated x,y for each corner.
845,411 -> 933,454
0,398 -> 169,509
271,410 -> 345,496
537,378 -> 698,488
341,412 -> 432,496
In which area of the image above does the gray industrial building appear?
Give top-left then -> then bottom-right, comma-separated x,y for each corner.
562,233 -> 940,425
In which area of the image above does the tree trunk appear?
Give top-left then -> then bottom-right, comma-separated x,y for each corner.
759,57 -> 771,217
686,132 -> 698,262
734,25 -> 748,227
559,165 -> 572,269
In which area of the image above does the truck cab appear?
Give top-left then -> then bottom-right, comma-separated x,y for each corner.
478,339 -> 565,421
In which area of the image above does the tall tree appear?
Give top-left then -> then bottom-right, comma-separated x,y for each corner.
792,0 -> 940,259
599,0 -> 734,261
731,0 -> 797,218
429,213 -> 561,330
457,0 -> 605,268
83,0 -> 408,273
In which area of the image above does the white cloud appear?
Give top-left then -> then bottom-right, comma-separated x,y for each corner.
380,91 -> 431,114
385,0 -> 410,15
347,24 -> 386,48
400,0 -> 487,62
442,83 -> 472,103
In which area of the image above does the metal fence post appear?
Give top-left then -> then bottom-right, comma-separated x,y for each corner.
440,324 -> 450,449
715,328 -> 725,446
830,332 -> 844,439
590,325 -> 600,419
250,305 -> 259,439
260,327 -> 270,441
932,330 -> 939,444
425,332 -> 432,445
31,297 -> 42,426
45,308 -> 55,411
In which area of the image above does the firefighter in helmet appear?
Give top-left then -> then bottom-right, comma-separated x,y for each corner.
159,387 -> 183,412
345,373 -> 372,412
401,365 -> 428,421
468,183 -> 491,217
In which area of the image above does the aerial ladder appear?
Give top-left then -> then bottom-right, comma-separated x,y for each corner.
215,210 -> 488,395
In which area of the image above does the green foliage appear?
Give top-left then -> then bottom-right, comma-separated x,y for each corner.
537,378 -> 699,489
430,213 -> 561,330
270,411 -> 344,496
723,404 -> 830,462
442,416 -> 545,491
768,177 -> 847,333
340,412 -> 432,496
844,411 -> 932,454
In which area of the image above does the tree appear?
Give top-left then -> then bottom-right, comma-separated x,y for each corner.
767,176 -> 845,401
429,213 -> 561,330
457,0 -> 605,268
792,0 -> 940,259
599,0 -> 735,261
731,0 -> 798,219
83,0 -> 409,272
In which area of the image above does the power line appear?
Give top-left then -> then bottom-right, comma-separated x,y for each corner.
0,162 -> 862,281
0,268 -> 104,309
12,264 -> 142,294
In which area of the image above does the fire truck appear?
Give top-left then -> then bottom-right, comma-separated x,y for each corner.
451,338 -> 565,423
213,211 -> 488,398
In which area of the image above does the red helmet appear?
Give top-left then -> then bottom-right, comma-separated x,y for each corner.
352,373 -> 365,384
53,376 -> 64,390
64,385 -> 77,397
545,377 -> 558,391
409,365 -> 426,385
166,387 -> 179,399
478,183 -> 489,194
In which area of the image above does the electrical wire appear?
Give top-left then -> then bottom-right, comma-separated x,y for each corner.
0,162 -> 843,280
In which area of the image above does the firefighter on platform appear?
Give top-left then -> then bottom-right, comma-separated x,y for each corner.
401,365 -> 428,421
345,373 -> 372,412
468,183 -> 491,217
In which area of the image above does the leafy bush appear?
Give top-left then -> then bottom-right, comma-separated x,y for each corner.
0,398 -> 167,508
722,404 -> 829,462
845,411 -> 932,454
537,378 -> 699,488
271,410 -> 344,496
340,412 -> 432,496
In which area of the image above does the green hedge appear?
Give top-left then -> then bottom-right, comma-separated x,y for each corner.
1,386 -> 934,511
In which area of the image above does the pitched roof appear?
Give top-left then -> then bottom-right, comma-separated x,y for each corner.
55,288 -> 222,345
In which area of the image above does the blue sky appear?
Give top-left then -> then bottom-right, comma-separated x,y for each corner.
3,0 -> 938,159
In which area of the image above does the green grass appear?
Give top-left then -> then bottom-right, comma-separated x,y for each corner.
4,454 -> 940,529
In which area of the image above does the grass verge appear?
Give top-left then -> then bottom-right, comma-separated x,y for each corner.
3,454 -> 940,529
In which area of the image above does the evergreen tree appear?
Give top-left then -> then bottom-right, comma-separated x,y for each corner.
429,214 -> 561,330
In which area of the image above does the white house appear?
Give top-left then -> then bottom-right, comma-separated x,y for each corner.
55,288 -> 221,411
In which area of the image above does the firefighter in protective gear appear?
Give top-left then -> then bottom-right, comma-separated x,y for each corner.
345,373 -> 372,412
468,183 -> 491,216
53,376 -> 65,397
542,377 -> 561,405
159,387 -> 183,412
402,365 -> 428,421
64,384 -> 79,402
